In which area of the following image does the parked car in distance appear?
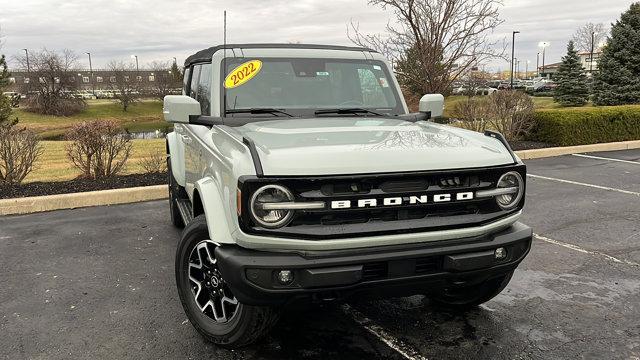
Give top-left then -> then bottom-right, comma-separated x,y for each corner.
452,85 -> 498,96
2,91 -> 22,107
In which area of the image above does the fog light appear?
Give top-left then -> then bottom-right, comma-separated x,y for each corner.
495,247 -> 507,260
277,270 -> 293,285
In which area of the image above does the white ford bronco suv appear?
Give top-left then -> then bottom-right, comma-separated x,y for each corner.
164,44 -> 531,347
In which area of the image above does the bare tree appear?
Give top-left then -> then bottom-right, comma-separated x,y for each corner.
453,90 -> 533,140
106,60 -> 139,111
486,90 -> 534,140
148,60 -> 176,99
453,96 -> 490,132
0,124 -> 42,185
65,120 -> 132,179
571,23 -> 607,53
349,0 -> 505,95
14,48 -> 86,115
140,151 -> 167,174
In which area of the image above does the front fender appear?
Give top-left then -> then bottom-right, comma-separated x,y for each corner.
194,177 -> 236,244
167,132 -> 186,186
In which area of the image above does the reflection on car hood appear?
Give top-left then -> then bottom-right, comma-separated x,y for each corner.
223,117 -> 515,176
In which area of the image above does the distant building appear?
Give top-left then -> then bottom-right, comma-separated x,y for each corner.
538,50 -> 602,78
4,69 -> 174,94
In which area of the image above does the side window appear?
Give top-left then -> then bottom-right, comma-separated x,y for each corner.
189,65 -> 201,99
196,64 -> 212,115
182,67 -> 191,95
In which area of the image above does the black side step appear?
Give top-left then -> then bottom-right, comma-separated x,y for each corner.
176,199 -> 194,225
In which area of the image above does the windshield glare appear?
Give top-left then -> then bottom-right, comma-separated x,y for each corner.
224,58 -> 401,115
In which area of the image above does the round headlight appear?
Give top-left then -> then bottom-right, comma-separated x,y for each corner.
250,185 -> 294,228
495,171 -> 524,209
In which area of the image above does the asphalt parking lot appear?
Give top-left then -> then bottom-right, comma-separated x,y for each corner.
1,149 -> 639,360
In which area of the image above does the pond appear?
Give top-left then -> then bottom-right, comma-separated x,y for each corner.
129,130 -> 167,139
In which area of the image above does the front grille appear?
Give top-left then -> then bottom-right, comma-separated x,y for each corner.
362,262 -> 388,280
238,164 -> 526,239
414,257 -> 440,274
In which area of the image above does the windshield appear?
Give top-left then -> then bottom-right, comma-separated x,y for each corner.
222,58 -> 403,116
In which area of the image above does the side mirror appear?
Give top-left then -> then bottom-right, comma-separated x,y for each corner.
419,94 -> 444,118
163,95 -> 201,124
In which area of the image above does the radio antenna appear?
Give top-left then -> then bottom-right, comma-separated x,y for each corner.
222,10 -> 227,117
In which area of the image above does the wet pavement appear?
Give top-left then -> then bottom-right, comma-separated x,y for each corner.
1,149 -> 639,359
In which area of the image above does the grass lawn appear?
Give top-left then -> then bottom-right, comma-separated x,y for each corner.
443,95 -> 600,118
25,139 -> 165,183
15,99 -> 170,139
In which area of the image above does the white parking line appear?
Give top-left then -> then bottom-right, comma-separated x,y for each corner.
572,153 -> 640,165
533,233 -> 640,267
341,304 -> 428,360
527,174 -> 640,197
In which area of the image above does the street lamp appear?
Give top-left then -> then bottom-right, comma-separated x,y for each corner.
22,49 -> 30,94
86,52 -> 94,95
131,54 -> 139,72
538,42 -> 550,78
536,52 -> 540,78
510,31 -> 520,89
590,32 -> 597,74
526,60 -> 530,80
131,55 -> 140,87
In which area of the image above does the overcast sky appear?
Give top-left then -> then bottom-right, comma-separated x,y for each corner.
0,0 -> 633,72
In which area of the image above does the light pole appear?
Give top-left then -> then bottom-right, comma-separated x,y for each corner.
131,55 -> 140,89
173,57 -> 177,65
526,60 -> 530,79
590,32 -> 597,74
86,52 -> 94,95
22,49 -> 30,94
510,31 -> 520,89
536,53 -> 540,78
539,42 -> 549,78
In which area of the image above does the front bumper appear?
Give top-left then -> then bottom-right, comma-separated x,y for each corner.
215,222 -> 532,306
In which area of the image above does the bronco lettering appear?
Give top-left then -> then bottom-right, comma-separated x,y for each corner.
330,192 -> 474,209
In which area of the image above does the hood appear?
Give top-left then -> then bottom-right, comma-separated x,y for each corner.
224,117 -> 514,176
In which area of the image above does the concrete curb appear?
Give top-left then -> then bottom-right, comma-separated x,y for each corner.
0,185 -> 168,216
514,140 -> 640,160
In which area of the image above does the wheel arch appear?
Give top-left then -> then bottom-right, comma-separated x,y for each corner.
192,189 -> 204,218
167,132 -> 186,187
193,177 -> 236,244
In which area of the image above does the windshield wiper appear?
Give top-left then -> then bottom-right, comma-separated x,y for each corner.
314,108 -> 384,116
225,108 -> 293,117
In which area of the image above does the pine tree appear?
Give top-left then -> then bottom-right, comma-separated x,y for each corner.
553,41 -> 589,107
593,3 -> 640,105
170,61 -> 183,85
0,54 -> 14,126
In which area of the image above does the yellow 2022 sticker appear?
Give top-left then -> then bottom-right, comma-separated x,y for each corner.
224,60 -> 262,89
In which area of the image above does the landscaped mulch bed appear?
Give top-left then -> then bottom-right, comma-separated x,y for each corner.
0,172 -> 167,199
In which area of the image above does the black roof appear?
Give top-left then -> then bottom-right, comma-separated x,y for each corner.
184,43 -> 377,67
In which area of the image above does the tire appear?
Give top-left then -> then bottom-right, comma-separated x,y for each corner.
175,215 -> 279,348
428,271 -> 514,310
167,157 -> 185,228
